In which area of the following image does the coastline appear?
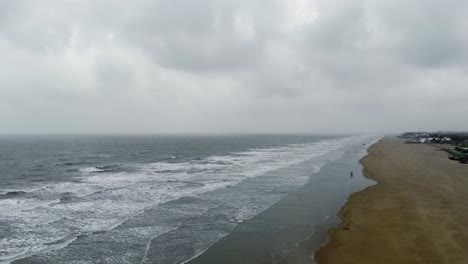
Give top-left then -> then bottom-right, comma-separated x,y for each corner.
188,136 -> 377,264
276,136 -> 381,264
315,137 -> 468,264
315,140 -> 384,257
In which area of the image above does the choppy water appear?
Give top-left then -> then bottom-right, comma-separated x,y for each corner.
0,134 -> 380,263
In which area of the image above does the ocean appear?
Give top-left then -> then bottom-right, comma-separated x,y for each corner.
0,134 -> 380,263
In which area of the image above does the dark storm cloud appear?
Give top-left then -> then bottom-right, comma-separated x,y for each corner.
0,0 -> 467,133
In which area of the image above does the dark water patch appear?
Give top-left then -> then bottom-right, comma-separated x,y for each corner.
154,169 -> 186,174
58,162 -> 85,167
43,238 -> 71,246
92,230 -> 107,235
166,180 -> 205,187
200,160 -> 233,165
59,192 -> 73,202
5,191 -> 27,196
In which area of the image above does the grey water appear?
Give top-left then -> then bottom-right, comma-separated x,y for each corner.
0,134 -> 380,263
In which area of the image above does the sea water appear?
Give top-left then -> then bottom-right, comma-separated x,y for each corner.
0,134 -> 380,263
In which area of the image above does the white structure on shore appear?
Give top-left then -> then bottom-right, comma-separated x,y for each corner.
418,137 -> 452,143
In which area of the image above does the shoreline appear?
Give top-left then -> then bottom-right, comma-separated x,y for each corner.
314,137 -> 468,264
314,141 -> 383,260
276,137 -> 379,264
188,137 -> 377,264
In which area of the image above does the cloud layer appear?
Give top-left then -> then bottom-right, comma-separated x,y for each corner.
1,0 -> 467,133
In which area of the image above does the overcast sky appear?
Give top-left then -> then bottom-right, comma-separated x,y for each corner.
1,0 -> 467,134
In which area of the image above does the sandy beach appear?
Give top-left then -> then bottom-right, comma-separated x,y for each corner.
315,137 -> 468,264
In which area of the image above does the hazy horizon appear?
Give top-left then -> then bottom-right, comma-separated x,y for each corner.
0,132 -> 393,136
1,1 -> 468,134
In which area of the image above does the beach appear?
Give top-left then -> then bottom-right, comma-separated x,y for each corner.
316,137 -> 468,264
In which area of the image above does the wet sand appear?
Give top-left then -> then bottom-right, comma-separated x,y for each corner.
315,137 -> 468,264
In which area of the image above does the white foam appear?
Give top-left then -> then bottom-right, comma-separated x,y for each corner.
0,198 -> 61,213
79,167 -> 105,173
